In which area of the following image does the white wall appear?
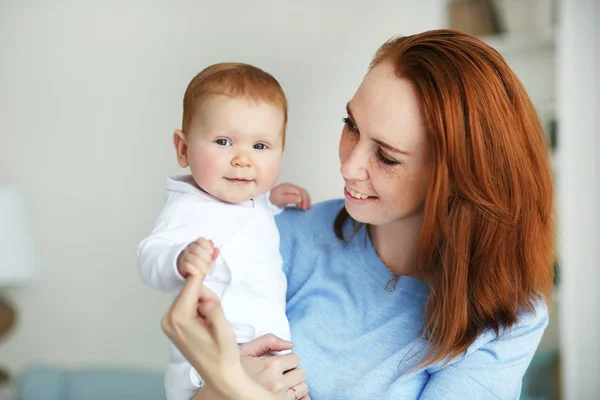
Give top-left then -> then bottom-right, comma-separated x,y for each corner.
0,1 -> 444,374
557,1 -> 600,398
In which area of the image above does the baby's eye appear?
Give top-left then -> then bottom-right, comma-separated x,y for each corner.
254,143 -> 268,150
216,138 -> 232,147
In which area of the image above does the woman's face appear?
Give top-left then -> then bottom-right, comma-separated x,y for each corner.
339,61 -> 433,227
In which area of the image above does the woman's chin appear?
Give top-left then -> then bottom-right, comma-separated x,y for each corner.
344,201 -> 375,224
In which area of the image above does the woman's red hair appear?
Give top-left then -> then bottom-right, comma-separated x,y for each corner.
335,29 -> 554,366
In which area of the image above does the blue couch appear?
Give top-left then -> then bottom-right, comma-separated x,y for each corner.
16,348 -> 558,400
16,366 -> 165,400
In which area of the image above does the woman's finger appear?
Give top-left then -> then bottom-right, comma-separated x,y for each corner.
265,352 -> 302,374
286,382 -> 309,400
162,274 -> 206,337
239,333 -> 294,357
196,285 -> 236,343
281,367 -> 307,391
174,274 -> 206,315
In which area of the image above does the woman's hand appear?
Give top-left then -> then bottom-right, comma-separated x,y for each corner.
161,273 -> 273,400
239,335 -> 310,400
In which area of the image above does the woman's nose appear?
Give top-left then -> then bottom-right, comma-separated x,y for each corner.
340,144 -> 369,181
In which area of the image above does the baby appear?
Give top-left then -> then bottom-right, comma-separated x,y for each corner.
137,62 -> 310,400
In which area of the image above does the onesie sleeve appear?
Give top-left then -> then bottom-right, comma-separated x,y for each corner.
137,194 -> 228,293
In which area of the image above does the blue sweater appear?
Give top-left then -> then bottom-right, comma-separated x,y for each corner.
276,200 -> 548,400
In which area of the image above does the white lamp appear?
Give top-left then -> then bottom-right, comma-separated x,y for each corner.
0,185 -> 37,337
0,185 -> 37,284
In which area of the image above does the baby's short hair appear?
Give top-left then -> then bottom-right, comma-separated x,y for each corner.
182,62 -> 288,147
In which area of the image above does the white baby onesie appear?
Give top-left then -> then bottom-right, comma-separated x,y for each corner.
137,175 -> 290,400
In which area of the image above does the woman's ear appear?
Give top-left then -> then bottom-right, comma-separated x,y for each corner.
173,130 -> 189,168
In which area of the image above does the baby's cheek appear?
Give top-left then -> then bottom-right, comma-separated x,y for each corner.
190,154 -> 220,187
261,158 -> 282,184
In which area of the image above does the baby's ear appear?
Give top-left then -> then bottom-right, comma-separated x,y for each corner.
173,130 -> 189,168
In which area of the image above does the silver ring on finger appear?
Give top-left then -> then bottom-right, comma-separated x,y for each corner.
290,386 -> 299,400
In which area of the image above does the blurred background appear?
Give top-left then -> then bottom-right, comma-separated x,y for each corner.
0,1 -> 597,399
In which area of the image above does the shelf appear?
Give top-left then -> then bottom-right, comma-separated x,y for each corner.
478,31 -> 556,54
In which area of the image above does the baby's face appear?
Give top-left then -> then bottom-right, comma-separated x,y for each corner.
185,95 -> 284,204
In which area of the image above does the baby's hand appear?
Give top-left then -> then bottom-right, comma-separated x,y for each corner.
177,238 -> 219,279
270,183 -> 312,211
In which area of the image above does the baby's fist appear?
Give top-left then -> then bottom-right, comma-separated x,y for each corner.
177,238 -> 219,279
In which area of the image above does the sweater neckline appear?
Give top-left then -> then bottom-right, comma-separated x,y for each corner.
354,224 -> 429,297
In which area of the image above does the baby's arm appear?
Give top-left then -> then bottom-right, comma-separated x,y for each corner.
137,198 -> 217,293
137,231 -> 189,293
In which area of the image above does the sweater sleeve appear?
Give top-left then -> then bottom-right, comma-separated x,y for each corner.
419,301 -> 549,400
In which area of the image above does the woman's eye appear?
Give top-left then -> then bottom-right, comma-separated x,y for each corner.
254,143 -> 267,150
342,117 -> 358,133
216,139 -> 232,147
376,149 -> 400,166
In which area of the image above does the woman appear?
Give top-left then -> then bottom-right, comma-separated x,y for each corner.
163,29 -> 554,400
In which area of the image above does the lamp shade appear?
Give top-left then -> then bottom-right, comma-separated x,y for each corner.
0,185 -> 37,285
